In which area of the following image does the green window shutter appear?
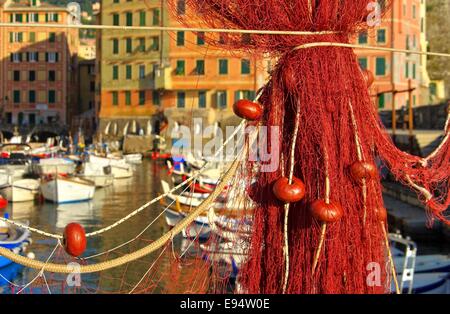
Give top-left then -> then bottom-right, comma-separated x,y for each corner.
358,57 -> 368,70
377,29 -> 386,43
13,90 -> 21,103
219,59 -> 228,74
358,32 -> 368,44
177,91 -> 186,108
10,14 -> 13,23
138,38 -> 145,52
29,32 -> 35,42
199,91 -> 206,108
151,37 -> 159,51
405,62 -> 409,78
375,57 -> 386,76
113,39 -> 119,54
26,14 -> 29,22
152,91 -> 160,105
176,31 -> 185,46
125,91 -> 131,106
140,11 -> 146,26
139,91 -> 145,105
176,60 -> 185,75
197,32 -> 205,45
112,66 -> 118,80
234,90 -> 241,102
196,60 -> 205,75
412,63 -> 416,79
126,12 -> 132,26
126,65 -> 132,79
55,14 -> 59,22
153,9 -> 160,25
9,33 -> 13,43
126,38 -> 132,53
48,90 -> 56,103
112,92 -> 118,106
241,59 -> 251,74
378,94 -> 385,109
218,91 -> 227,108
45,14 -> 48,22
113,14 -> 119,26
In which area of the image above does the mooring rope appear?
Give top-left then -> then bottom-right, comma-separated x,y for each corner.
0,145 -> 245,273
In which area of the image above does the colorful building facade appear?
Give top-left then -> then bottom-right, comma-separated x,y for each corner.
354,0 -> 430,111
0,0 -> 79,131
97,0 -> 266,138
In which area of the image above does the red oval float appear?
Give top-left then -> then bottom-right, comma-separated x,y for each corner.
63,223 -> 87,257
0,197 -> 7,209
233,99 -> 263,121
350,161 -> 377,182
272,176 -> 306,203
311,200 -> 344,223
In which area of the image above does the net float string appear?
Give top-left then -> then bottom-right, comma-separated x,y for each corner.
281,105 -> 301,294
1,22 -> 450,58
0,143 -> 246,274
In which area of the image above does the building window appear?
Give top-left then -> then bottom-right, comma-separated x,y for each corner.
196,60 -> 205,75
46,13 -> 59,22
29,90 -> 36,103
241,59 -> 251,74
138,38 -> 146,52
375,57 -> 386,76
126,65 -> 132,80
28,13 -> 38,22
113,39 -> 119,54
13,71 -> 20,81
152,91 -> 160,106
405,61 -> 409,78
113,14 -> 119,26
139,91 -> 146,106
46,52 -> 58,63
358,31 -> 368,44
198,91 -> 206,108
150,36 -> 159,51
10,32 -> 24,43
112,92 -> 118,106
126,12 -> 133,26
113,0 -> 119,3
14,13 -> 23,22
49,70 -> 56,81
152,9 -> 160,25
11,53 -> 22,63
177,0 -> 186,15
412,5 -> 416,19
377,29 -> 386,43
176,60 -> 185,75
412,63 -> 416,79
29,113 -> 36,125
126,38 -> 132,53
139,11 -> 146,26
13,90 -> 21,103
217,91 -> 227,108
125,91 -> 131,106
177,91 -> 186,108
358,57 -> 368,70
49,32 -> 56,42
176,31 -> 185,46
90,81 -> 95,92
27,52 -> 38,62
139,65 -> 145,79
29,32 -> 36,43
48,90 -> 56,103
378,94 -> 385,109
197,32 -> 205,45
219,59 -> 228,75
29,71 -> 36,81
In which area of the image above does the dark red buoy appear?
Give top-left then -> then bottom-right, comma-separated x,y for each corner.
0,197 -> 7,209
233,99 -> 263,121
272,176 -> 306,203
63,223 -> 87,257
311,200 -> 344,223
374,207 -> 387,222
362,69 -> 375,88
350,161 -> 377,182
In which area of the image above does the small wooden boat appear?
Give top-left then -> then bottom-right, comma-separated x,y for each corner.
0,179 -> 40,202
78,162 -> 113,188
33,158 -> 76,176
41,176 -> 95,204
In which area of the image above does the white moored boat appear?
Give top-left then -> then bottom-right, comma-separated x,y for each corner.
78,162 -> 114,188
33,158 -> 76,176
89,155 -> 133,179
0,179 -> 40,202
41,176 -> 95,204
